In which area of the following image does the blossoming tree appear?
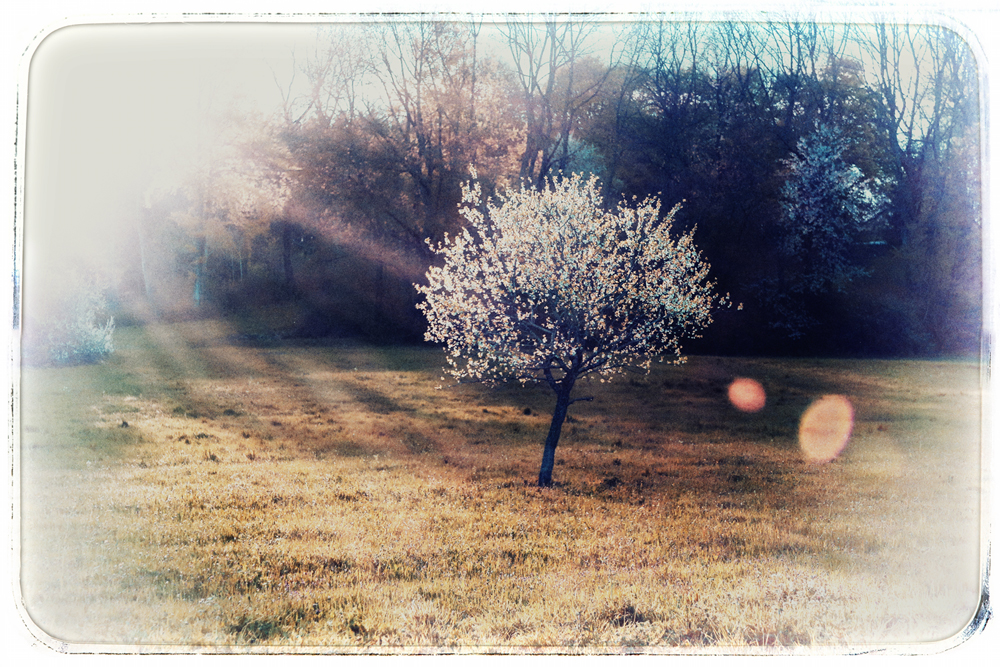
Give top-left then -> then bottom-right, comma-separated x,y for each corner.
779,123 -> 889,294
757,124 -> 890,339
416,171 -> 727,486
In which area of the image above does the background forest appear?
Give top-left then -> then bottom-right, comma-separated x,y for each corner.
22,18 -> 983,362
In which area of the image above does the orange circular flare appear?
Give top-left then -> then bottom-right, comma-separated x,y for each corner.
799,395 -> 854,463
728,378 -> 766,413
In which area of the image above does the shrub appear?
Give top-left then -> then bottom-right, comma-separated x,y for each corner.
23,275 -> 115,366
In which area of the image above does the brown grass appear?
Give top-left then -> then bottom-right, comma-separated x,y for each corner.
18,320 -> 984,652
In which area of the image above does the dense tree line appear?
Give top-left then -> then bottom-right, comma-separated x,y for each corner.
120,18 -> 981,357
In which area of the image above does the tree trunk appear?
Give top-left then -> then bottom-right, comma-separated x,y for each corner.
134,204 -> 152,303
281,221 -> 295,289
538,387 -> 573,487
193,235 -> 208,307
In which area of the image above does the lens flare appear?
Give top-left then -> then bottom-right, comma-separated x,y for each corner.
728,378 -> 766,412
799,394 -> 854,463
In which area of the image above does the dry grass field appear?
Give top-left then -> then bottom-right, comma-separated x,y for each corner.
17,319 -> 985,652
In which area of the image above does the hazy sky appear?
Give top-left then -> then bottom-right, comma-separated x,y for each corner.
19,19 -> 608,288
24,23 -> 322,276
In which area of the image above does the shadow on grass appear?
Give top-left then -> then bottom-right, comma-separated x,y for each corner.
338,379 -> 415,415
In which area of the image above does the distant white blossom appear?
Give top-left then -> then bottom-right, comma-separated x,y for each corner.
780,124 -> 889,293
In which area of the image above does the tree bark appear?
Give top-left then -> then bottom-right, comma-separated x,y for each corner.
193,235 -> 208,307
134,210 -> 152,303
281,221 -> 295,288
538,386 -> 573,487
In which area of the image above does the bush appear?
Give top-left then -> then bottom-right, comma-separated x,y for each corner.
23,276 -> 115,366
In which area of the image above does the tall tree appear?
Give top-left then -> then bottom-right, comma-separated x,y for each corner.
857,22 -> 982,353
167,109 -> 293,307
278,24 -> 371,128
286,21 -> 522,249
762,123 -> 890,337
502,17 -> 618,188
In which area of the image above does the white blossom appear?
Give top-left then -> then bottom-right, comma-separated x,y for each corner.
415,173 -> 726,389
779,124 -> 889,293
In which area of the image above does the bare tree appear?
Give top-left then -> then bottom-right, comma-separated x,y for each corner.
276,24 -> 372,128
502,17 -> 620,187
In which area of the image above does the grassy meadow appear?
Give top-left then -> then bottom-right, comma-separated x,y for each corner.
17,319 -> 984,652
